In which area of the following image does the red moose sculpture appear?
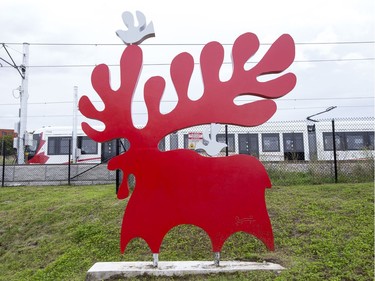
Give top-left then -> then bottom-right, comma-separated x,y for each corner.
79,32 -> 296,264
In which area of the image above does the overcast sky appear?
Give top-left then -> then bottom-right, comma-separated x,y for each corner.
0,0 -> 374,131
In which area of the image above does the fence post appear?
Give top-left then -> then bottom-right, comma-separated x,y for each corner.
68,138 -> 71,185
115,138 -> 120,194
1,137 -> 5,187
332,119 -> 338,183
225,125 -> 229,156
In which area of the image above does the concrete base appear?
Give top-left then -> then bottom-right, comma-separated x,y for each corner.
86,261 -> 285,280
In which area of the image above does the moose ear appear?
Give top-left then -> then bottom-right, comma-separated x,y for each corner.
107,156 -> 130,199
117,181 -> 129,199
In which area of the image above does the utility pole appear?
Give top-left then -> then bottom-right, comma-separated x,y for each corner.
0,43 -> 29,164
17,43 -> 29,164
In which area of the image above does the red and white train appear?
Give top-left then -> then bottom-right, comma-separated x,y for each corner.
26,118 -> 374,164
27,126 -> 117,164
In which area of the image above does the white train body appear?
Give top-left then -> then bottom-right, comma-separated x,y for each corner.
315,119 -> 374,161
27,119 -> 374,164
164,119 -> 374,162
27,126 -> 116,164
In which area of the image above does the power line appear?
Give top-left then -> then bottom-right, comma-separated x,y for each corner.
2,40 -> 374,46
0,96 -> 373,106
0,57 -> 373,69
240,96 -> 375,101
277,105 -> 374,110
1,41 -> 373,69
0,105 -> 373,119
0,44 -> 25,79
1,44 -> 23,54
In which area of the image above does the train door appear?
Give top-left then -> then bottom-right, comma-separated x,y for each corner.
307,124 -> 318,160
101,139 -> 131,163
283,133 -> 305,160
101,139 -> 117,163
238,133 -> 259,157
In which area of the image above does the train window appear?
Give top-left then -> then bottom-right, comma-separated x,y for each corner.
29,133 -> 41,153
283,133 -> 305,161
323,131 -> 374,151
216,134 -> 235,152
183,134 -> 189,149
346,132 -> 374,150
262,133 -> 280,152
346,133 -> 365,150
120,139 -> 131,151
48,138 -> 56,155
170,133 -> 178,150
158,138 -> 166,151
48,137 -> 72,155
78,136 -> 98,154
369,133 -> 374,150
283,133 -> 304,152
323,132 -> 344,151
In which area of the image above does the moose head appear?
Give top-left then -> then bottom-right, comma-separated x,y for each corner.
79,31 -> 296,263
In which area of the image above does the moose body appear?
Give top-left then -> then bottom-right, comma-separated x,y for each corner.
79,32 -> 296,256
111,149 -> 274,253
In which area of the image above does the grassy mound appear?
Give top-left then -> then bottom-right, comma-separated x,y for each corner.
0,182 -> 373,280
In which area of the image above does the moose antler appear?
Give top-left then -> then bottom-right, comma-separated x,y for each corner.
145,32 -> 296,141
79,32 -> 296,147
79,45 -> 142,144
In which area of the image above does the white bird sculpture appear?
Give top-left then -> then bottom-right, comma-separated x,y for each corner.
196,123 -> 227,156
116,11 -> 155,45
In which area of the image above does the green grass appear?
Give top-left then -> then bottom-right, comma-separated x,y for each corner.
267,161 -> 374,185
0,183 -> 373,280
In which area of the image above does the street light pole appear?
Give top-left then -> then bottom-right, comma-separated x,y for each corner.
306,106 -> 338,183
306,106 -> 337,122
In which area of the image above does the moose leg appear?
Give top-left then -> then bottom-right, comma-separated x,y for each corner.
153,253 -> 159,268
214,252 -> 221,267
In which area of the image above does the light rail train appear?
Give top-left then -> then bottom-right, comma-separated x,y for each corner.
27,126 -> 118,164
26,119 -> 374,164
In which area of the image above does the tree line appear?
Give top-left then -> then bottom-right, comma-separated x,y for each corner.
1,135 -> 16,157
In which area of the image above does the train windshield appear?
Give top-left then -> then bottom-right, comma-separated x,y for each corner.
26,133 -> 41,157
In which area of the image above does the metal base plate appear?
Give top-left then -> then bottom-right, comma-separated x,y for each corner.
86,261 -> 285,280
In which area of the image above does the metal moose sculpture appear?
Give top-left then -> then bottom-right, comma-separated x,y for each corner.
79,17 -> 296,266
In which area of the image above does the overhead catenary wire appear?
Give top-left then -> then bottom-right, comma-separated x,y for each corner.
1,40 -> 373,123
0,105 -> 373,119
2,40 -> 374,46
1,40 -> 373,68
0,96 -> 373,106
0,57 -> 373,69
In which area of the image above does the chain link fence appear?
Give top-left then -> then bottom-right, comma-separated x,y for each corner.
1,117 -> 374,187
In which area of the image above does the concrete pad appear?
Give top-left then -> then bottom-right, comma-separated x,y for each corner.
86,260 -> 285,280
